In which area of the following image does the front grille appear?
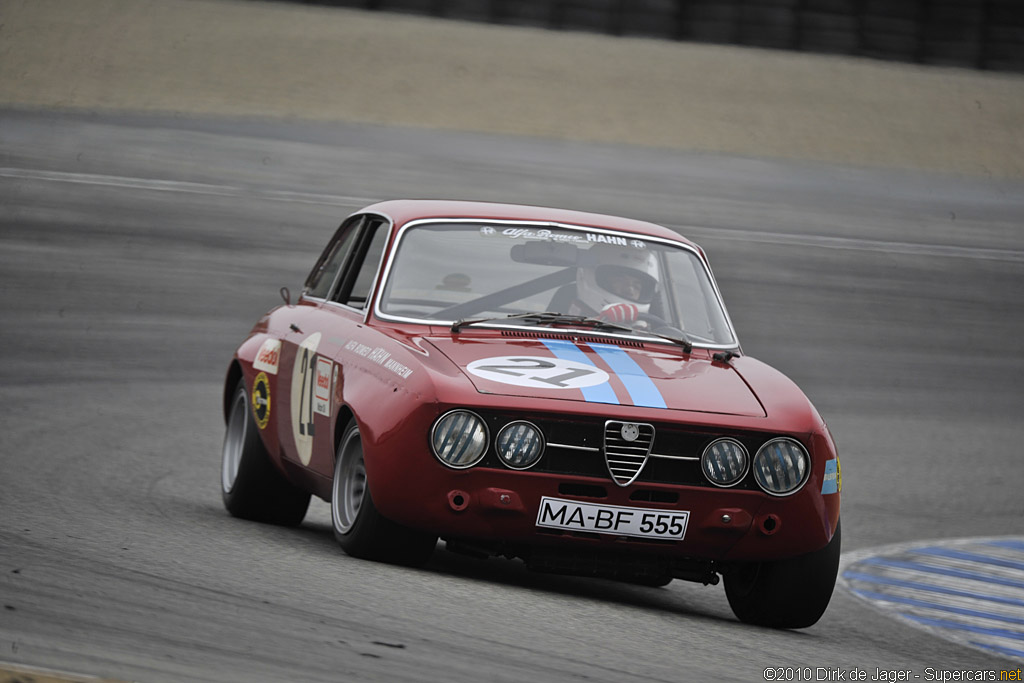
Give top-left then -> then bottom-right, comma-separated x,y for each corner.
604,421 -> 655,486
472,410 -> 765,490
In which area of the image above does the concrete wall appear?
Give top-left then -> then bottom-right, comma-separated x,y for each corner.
300,0 -> 1024,72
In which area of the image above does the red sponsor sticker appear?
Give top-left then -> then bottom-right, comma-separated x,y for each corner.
253,339 -> 282,375
314,357 -> 332,417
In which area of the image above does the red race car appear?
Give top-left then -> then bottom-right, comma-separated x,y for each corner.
221,200 -> 841,628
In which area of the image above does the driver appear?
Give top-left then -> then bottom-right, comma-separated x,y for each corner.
569,243 -> 659,324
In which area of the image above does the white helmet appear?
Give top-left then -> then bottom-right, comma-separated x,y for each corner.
575,243 -> 659,316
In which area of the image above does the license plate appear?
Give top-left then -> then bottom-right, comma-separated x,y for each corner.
536,496 -> 689,540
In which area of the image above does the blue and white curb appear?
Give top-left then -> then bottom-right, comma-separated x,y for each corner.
839,536 -> 1024,662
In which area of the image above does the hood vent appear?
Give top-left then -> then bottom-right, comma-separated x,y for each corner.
499,329 -> 645,348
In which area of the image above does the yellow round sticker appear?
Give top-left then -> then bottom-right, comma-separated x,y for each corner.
251,372 -> 271,430
836,457 -> 842,493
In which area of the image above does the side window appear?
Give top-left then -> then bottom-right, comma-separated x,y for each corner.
346,222 -> 388,308
331,219 -> 391,309
305,220 -> 361,299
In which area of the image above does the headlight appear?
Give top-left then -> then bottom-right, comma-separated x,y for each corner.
496,421 -> 545,470
431,410 -> 488,468
753,438 -> 809,496
701,438 -> 748,487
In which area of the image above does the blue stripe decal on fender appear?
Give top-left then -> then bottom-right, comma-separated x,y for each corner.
821,459 -> 839,494
590,343 -> 667,409
540,339 -> 619,405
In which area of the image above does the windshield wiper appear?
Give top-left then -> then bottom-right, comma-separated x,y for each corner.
451,312 -> 606,332
645,329 -> 693,354
450,312 -> 693,353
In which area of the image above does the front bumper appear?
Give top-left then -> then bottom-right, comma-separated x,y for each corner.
369,461 -> 838,564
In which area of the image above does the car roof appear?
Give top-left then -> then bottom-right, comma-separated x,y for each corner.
358,199 -> 700,250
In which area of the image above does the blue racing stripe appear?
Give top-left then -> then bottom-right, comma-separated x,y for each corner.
842,571 -> 1024,608
851,589 -> 1024,626
916,546 -> 1024,572
540,339 -> 619,405
861,557 -> 1024,589
590,343 -> 667,409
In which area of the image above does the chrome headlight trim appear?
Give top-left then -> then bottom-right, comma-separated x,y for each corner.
495,421 -> 545,470
753,437 -> 810,496
701,437 -> 749,487
431,409 -> 489,469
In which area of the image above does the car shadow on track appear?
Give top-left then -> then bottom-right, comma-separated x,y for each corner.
277,511 -> 738,627
206,501 -> 842,639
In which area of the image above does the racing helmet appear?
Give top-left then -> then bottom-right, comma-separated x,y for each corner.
576,243 -> 659,315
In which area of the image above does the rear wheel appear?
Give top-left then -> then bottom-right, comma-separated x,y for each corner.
331,420 -> 437,566
221,379 -> 310,526
724,520 -> 841,629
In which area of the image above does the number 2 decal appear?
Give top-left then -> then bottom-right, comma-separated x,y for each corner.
467,356 -> 610,390
290,332 -> 322,465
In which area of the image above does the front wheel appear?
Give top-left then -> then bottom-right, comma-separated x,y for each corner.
221,378 -> 310,526
724,520 -> 841,629
331,420 -> 437,566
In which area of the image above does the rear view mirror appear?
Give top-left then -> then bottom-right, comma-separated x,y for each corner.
510,241 -> 580,267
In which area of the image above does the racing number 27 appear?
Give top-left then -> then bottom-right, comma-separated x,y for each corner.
475,358 -> 595,388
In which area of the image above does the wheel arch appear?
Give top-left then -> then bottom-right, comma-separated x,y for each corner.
223,360 -> 244,424
333,403 -> 356,462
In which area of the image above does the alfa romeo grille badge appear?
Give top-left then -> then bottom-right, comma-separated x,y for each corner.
620,423 -> 640,442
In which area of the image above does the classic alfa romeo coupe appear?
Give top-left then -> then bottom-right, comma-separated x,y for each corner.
221,200 -> 841,628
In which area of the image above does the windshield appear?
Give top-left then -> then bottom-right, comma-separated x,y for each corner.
377,221 -> 737,347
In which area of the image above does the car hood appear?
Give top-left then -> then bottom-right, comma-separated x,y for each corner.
425,335 -> 766,417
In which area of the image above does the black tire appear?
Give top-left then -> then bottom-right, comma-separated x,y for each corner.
724,520 -> 841,629
331,420 -> 437,567
221,379 -> 310,526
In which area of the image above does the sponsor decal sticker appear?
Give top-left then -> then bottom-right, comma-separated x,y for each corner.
251,372 -> 271,430
314,357 -> 332,417
490,228 -> 647,248
499,228 -> 587,243
822,458 -> 840,495
345,340 -> 414,379
253,338 -> 281,375
586,233 -> 630,246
